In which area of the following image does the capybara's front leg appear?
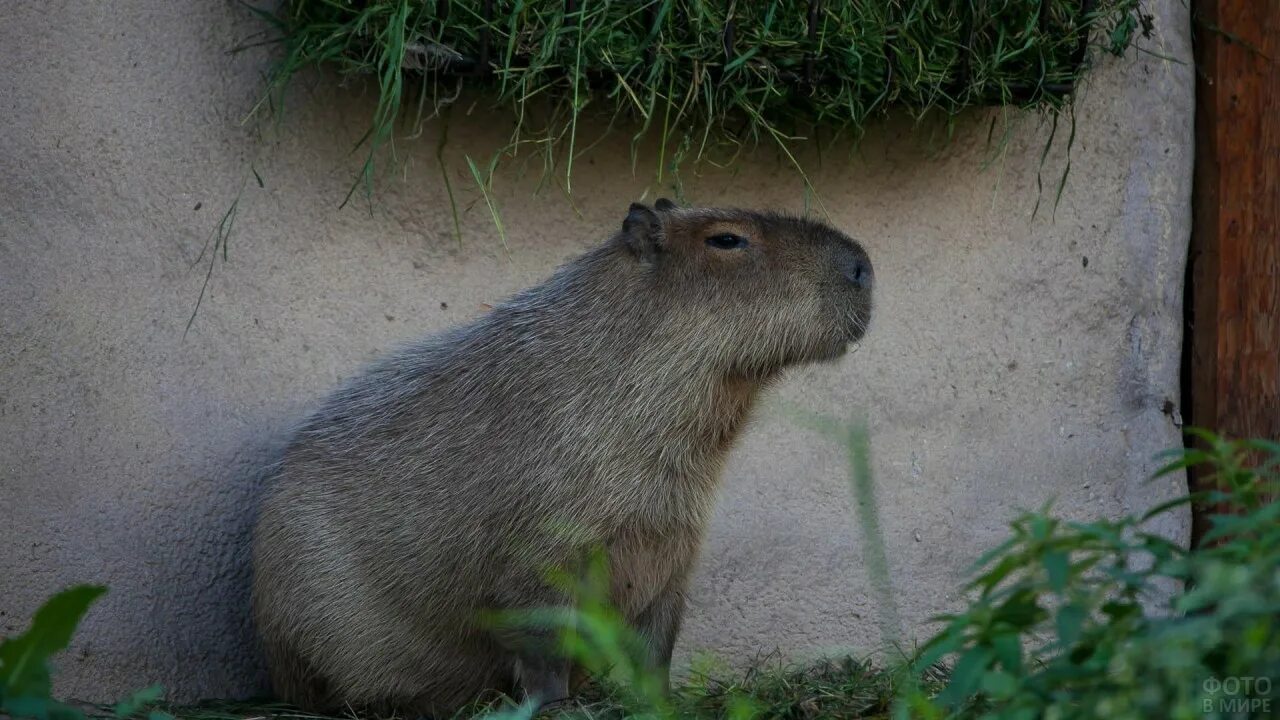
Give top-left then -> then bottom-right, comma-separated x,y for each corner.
513,648 -> 571,708
633,584 -> 688,693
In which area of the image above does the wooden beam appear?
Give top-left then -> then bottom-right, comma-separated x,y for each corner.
1189,0 -> 1280,543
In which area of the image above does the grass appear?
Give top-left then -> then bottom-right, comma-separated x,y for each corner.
251,0 -> 1148,202
96,655 -> 940,720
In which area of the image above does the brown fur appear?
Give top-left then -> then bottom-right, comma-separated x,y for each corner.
250,202 -> 873,716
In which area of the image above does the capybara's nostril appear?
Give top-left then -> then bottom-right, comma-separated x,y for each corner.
844,256 -> 873,290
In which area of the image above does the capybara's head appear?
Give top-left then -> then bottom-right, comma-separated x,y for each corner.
617,200 -> 874,375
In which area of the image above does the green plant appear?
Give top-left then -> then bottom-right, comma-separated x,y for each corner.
793,411 -> 904,650
478,548 -> 673,719
254,0 -> 1147,202
1,586 -> 106,720
900,431 -> 1280,720
473,543 -> 923,720
0,586 -> 172,720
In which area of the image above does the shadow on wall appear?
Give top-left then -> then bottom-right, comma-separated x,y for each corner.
130,429 -> 287,699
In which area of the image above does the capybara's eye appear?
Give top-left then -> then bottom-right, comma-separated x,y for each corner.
706,233 -> 748,250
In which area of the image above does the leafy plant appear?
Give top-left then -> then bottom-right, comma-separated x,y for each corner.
479,547 -> 673,719
1,586 -> 106,720
0,586 -> 172,720
901,431 -> 1280,720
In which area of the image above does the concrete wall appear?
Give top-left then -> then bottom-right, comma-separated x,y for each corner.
0,0 -> 1192,704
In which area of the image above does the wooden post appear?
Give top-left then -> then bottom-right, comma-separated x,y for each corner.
1189,0 -> 1280,544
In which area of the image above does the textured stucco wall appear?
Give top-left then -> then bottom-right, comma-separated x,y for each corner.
1,0 -> 1192,704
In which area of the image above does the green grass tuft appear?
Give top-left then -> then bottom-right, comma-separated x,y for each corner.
255,0 -> 1147,200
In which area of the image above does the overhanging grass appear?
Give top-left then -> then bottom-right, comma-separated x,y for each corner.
254,0 -> 1146,202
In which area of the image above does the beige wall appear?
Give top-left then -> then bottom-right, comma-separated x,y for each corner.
1,0 -> 1192,703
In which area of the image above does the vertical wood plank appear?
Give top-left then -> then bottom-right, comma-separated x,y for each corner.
1189,0 -> 1280,542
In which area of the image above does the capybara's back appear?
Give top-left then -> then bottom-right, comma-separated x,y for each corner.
251,201 -> 874,716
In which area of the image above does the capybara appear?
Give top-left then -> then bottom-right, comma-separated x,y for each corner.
251,200 -> 874,715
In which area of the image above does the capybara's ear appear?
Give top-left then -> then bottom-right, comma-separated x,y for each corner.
622,202 -> 664,261
654,197 -> 678,212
